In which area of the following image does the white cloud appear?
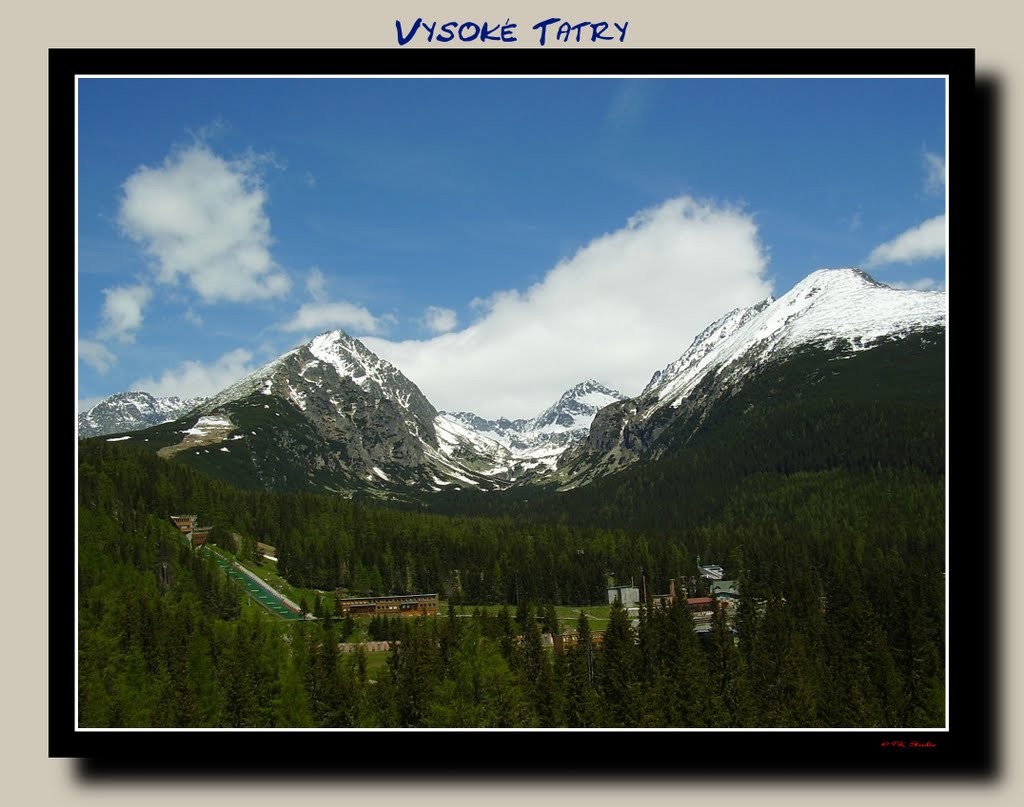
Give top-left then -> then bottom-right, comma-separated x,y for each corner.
184,307 -> 203,327
924,151 -> 946,195
306,267 -> 328,302
889,277 -> 945,292
864,215 -> 946,268
131,348 -> 257,399
97,284 -> 152,343
279,301 -> 386,335
79,339 -> 117,374
362,196 -> 772,419
118,144 -> 291,303
423,306 -> 457,334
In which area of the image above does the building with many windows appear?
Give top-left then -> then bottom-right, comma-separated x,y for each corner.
334,593 -> 439,617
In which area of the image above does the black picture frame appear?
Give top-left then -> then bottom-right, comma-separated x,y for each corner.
54,47 -> 992,779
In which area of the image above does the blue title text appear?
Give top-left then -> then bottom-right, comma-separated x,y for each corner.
396,18 -> 629,46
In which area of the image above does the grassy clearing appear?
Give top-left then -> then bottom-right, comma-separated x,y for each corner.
334,648 -> 391,681
221,537 -> 615,633
443,603 -> 613,632
361,650 -> 391,677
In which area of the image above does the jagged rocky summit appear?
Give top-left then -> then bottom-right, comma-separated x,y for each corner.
78,391 -> 207,438
135,328 -> 623,494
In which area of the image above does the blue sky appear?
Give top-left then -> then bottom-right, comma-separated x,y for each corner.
77,76 -> 946,418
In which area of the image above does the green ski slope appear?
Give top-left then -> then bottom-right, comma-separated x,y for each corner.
176,534 -> 305,620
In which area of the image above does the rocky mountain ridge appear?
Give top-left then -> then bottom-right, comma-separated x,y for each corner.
78,391 -> 207,438
81,268 -> 946,498
556,267 -> 946,486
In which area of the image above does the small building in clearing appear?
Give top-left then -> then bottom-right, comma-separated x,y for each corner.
170,514 -> 196,533
334,593 -> 439,618
698,564 -> 726,581
607,585 -> 640,607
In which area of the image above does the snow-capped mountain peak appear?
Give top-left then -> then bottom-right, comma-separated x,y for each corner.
527,379 -> 628,434
558,267 -> 947,488
78,391 -> 207,438
643,298 -> 774,399
645,267 -> 946,410
199,330 -> 434,420
306,330 -> 414,406
159,329 -> 508,493
435,380 -> 628,480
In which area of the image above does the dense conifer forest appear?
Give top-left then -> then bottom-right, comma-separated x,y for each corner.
77,414 -> 945,727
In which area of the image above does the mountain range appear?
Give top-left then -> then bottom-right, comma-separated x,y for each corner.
78,391 -> 207,438
556,267 -> 946,487
80,268 -> 946,498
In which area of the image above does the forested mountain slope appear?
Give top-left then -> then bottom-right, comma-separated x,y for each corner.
77,436 -> 944,728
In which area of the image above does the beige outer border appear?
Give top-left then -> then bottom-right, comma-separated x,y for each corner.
8,1 -> 1018,804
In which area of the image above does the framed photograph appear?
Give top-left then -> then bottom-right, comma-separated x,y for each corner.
54,47 -> 989,776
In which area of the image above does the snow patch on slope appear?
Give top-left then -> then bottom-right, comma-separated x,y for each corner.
184,415 -> 234,436
286,382 -> 307,411
434,413 -> 511,461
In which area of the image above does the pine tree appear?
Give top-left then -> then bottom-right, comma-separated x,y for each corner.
542,603 -> 560,635
705,602 -> 745,725
600,598 -> 638,726
559,611 -> 602,726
